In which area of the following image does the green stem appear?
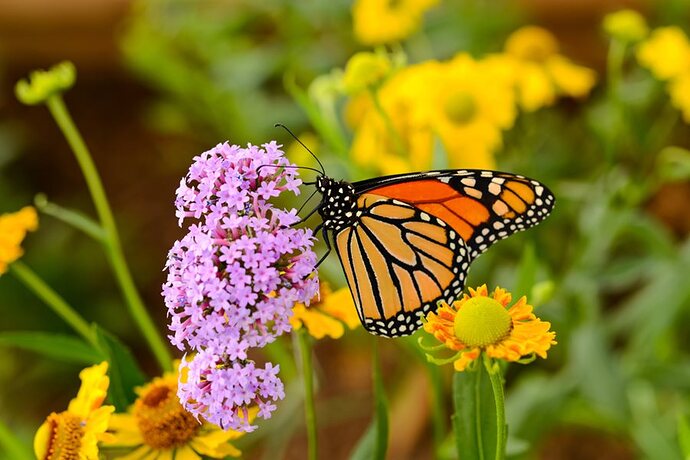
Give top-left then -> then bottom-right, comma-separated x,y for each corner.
297,329 -> 317,460
369,88 -> 407,158
9,261 -> 97,348
483,355 -> 506,460
44,95 -> 172,372
604,38 -> 626,164
427,363 -> 447,459
0,418 -> 32,460
474,362 -> 486,460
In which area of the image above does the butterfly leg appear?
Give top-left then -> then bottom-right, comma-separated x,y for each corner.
315,225 -> 331,268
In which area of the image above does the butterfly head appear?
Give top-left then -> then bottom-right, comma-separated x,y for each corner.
316,176 -> 358,231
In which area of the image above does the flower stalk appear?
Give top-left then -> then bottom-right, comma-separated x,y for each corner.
44,94 -> 172,372
483,355 -> 507,460
297,328 -> 318,460
9,261 -> 97,348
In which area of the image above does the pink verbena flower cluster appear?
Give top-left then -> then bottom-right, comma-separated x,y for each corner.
163,141 -> 318,431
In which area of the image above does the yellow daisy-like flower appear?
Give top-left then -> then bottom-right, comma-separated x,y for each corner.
501,26 -> 597,112
352,0 -> 439,46
348,60 -> 438,175
637,26 -> 690,81
603,9 -> 649,43
0,206 -> 38,275
425,54 -> 516,169
104,364 -> 254,459
423,285 -> 556,372
291,282 -> 360,339
34,362 -> 114,460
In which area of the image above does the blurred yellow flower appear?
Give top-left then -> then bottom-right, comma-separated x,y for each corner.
343,51 -> 392,94
105,364 -> 254,459
669,74 -> 690,123
348,56 -> 516,174
0,206 -> 38,275
603,9 -> 648,43
637,26 -> 690,81
352,0 -> 439,45
423,285 -> 556,372
501,26 -> 597,111
34,362 -> 114,460
424,54 -> 516,169
348,61 -> 438,175
291,282 -> 360,339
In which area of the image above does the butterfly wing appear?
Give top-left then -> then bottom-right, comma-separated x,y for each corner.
353,169 -> 555,259
334,193 -> 469,337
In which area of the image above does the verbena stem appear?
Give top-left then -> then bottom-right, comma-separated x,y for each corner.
483,355 -> 506,460
10,261 -> 97,348
297,329 -> 318,460
45,94 -> 172,372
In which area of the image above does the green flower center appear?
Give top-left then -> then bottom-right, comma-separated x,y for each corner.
444,91 -> 477,125
453,296 -> 512,348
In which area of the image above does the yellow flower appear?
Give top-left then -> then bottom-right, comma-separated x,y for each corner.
603,9 -> 648,43
425,54 -> 516,169
291,282 -> 360,339
0,206 -> 38,275
104,364 -> 254,459
637,26 -> 690,81
502,26 -> 597,111
348,55 -> 516,174
343,51 -> 392,94
422,285 -> 556,372
352,0 -> 439,45
348,61 -> 438,175
669,73 -> 690,123
34,362 -> 114,460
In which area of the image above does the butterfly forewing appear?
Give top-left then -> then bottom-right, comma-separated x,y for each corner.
355,170 -> 555,259
334,194 -> 469,337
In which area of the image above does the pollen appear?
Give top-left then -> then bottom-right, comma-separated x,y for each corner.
39,412 -> 84,460
453,296 -> 512,348
135,381 -> 201,449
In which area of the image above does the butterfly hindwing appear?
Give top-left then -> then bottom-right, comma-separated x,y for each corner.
333,194 -> 469,337
354,169 -> 555,259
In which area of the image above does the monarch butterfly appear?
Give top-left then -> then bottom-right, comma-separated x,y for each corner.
280,126 -> 555,338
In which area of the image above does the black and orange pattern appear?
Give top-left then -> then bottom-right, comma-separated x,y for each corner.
315,169 -> 554,337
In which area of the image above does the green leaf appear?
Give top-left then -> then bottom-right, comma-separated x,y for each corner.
0,331 -> 103,364
350,340 -> 389,460
94,326 -> 147,411
452,362 -> 498,460
678,414 -> 690,460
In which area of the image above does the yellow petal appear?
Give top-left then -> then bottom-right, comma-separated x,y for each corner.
190,437 -> 242,458
33,420 -> 51,460
321,287 -> 360,330
174,445 -> 201,460
114,445 -> 154,460
67,362 -> 109,418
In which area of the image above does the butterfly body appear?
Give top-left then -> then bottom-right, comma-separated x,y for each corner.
313,169 -> 554,338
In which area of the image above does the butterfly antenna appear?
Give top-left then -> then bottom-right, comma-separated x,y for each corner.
256,164 -> 323,176
275,123 -> 326,175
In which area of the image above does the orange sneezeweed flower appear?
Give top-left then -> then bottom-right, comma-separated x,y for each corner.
423,285 -> 556,371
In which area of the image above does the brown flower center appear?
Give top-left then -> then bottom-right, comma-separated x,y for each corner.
41,412 -> 84,460
135,381 -> 201,449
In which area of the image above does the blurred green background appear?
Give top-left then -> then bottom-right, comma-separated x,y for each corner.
2,0 -> 690,458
